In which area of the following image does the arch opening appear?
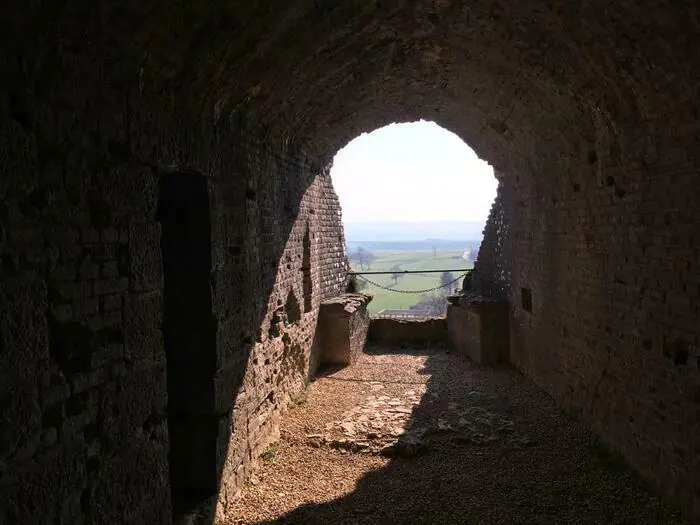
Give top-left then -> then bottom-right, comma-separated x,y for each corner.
331,120 -> 497,318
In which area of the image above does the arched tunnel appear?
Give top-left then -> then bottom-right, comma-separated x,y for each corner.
1,1 -> 699,523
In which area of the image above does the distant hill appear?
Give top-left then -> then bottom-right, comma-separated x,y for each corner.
345,239 -> 480,253
343,221 -> 485,242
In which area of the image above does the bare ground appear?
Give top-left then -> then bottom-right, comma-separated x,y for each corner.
228,345 -> 688,525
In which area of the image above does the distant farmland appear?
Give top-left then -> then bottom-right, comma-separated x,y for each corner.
349,250 -> 474,314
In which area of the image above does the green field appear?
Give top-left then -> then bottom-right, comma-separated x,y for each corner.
350,250 -> 473,314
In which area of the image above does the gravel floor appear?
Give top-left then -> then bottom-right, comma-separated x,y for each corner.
228,345 -> 688,525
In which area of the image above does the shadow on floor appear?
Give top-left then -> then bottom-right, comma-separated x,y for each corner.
253,345 -> 687,525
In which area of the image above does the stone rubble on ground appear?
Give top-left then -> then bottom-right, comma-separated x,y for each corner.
305,388 -> 530,457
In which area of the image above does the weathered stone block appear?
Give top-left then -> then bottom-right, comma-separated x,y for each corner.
317,293 -> 371,366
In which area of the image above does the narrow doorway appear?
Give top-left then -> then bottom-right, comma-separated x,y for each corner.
157,172 -> 218,518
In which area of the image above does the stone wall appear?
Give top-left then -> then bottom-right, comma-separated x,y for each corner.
368,318 -> 447,346
0,102 -> 347,522
0,136 -> 171,523
209,140 -> 347,520
475,117 -> 700,516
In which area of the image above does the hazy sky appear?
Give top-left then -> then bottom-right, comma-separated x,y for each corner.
330,120 -> 498,223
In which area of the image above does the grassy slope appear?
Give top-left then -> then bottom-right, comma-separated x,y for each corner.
350,250 -> 473,314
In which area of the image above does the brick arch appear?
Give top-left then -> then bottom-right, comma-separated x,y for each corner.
127,1 -> 699,171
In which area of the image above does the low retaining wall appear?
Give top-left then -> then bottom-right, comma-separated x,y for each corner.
446,296 -> 509,365
317,293 -> 372,366
368,318 -> 447,345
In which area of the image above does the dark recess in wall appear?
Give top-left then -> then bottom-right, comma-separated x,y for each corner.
285,290 -> 301,324
157,172 -> 218,519
521,287 -> 532,313
302,224 -> 312,312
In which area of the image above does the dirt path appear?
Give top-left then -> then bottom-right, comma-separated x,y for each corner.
229,345 -> 687,525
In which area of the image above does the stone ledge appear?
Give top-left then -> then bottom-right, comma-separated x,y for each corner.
318,293 -> 372,366
447,296 -> 509,366
320,293 -> 372,316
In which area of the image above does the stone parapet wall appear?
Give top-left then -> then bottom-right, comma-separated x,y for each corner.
368,318 -> 447,346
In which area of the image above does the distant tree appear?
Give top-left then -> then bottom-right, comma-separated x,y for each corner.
364,250 -> 375,270
353,247 -> 375,271
440,271 -> 455,295
390,265 -> 403,285
352,247 -> 366,270
347,250 -> 363,270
